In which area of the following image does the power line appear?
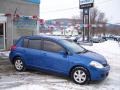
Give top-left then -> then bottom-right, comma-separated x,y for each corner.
41,7 -> 78,13
95,0 -> 113,5
41,0 -> 113,14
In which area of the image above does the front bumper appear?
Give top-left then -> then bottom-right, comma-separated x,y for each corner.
89,65 -> 110,81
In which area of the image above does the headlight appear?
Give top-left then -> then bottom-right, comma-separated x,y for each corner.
90,61 -> 104,69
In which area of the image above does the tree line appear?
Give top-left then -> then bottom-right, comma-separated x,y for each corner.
72,8 -> 120,36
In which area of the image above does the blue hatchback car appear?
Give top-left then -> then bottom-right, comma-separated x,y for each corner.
9,35 -> 110,84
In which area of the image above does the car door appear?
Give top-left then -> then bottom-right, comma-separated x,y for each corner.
23,39 -> 45,68
41,39 -> 70,74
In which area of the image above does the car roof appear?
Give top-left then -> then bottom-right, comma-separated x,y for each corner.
22,35 -> 66,41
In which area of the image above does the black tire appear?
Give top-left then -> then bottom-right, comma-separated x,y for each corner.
14,57 -> 26,72
71,67 -> 89,85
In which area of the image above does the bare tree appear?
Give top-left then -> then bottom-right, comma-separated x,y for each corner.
71,16 -> 82,34
72,8 -> 108,36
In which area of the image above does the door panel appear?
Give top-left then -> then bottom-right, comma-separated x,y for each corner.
41,50 -> 70,73
22,39 -> 44,67
41,39 -> 70,73
24,48 -> 45,68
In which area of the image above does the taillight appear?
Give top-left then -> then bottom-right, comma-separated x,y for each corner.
11,45 -> 16,51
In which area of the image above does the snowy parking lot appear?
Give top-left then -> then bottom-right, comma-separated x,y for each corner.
0,40 -> 120,90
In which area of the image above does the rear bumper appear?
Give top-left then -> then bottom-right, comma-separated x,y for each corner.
89,65 -> 110,81
9,51 -> 14,64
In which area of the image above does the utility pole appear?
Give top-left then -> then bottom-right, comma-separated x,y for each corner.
82,9 -> 85,41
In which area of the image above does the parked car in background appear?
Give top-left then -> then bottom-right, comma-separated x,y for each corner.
102,35 -> 114,40
9,35 -> 110,85
113,35 -> 120,41
90,36 -> 106,43
67,36 -> 81,43
102,36 -> 108,41
103,35 -> 120,41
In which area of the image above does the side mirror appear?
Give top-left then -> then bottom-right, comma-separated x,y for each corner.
59,51 -> 68,56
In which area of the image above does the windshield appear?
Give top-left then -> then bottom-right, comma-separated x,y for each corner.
60,39 -> 87,53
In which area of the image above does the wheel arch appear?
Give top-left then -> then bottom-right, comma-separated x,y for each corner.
11,54 -> 25,64
69,65 -> 91,80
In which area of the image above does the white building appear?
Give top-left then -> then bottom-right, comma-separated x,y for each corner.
0,0 -> 40,50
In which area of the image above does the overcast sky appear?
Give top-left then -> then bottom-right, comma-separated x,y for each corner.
40,0 -> 120,24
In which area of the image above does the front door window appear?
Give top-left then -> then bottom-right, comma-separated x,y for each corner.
43,40 -> 65,53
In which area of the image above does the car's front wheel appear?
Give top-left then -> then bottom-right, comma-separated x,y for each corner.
14,57 -> 26,72
71,67 -> 89,85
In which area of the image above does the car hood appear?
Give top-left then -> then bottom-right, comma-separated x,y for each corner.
79,51 -> 107,64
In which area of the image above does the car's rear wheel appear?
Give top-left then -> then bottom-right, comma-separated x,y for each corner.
71,67 -> 89,85
14,57 -> 26,71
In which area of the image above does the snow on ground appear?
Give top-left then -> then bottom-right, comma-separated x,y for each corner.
0,40 -> 120,90
5,85 -> 49,90
0,51 -> 10,58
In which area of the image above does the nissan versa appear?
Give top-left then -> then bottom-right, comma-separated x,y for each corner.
9,35 -> 110,85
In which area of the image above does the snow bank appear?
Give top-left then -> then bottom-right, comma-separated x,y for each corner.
0,51 -> 10,58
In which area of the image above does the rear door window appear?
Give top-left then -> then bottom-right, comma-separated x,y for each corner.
23,39 -> 29,48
